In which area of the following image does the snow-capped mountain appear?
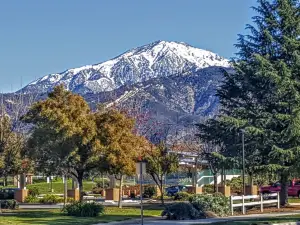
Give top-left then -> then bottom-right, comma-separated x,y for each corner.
19,41 -> 230,94
8,40 -> 232,140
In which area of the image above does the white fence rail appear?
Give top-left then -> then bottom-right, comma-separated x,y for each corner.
230,193 -> 280,215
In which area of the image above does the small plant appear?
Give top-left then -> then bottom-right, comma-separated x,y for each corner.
0,200 -> 18,209
62,202 -> 104,217
173,192 -> 192,201
162,202 -> 201,220
202,184 -> 214,194
96,180 -> 109,189
189,193 -> 230,217
39,194 -> 62,204
92,187 -> 103,195
28,187 -> 40,197
24,195 -> 39,203
143,186 -> 156,198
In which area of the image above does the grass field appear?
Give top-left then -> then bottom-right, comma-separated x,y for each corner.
200,214 -> 300,225
0,206 -> 162,225
26,180 -> 96,194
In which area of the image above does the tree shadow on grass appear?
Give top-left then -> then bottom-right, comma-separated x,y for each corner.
0,209 -> 160,225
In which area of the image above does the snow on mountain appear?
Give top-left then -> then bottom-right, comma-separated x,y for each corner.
19,40 -> 230,94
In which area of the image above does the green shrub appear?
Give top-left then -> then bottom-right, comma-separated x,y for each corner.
189,193 -> 230,217
28,187 -> 40,197
0,200 -> 18,209
96,180 -> 109,189
226,177 -> 242,194
63,202 -> 104,217
39,194 -> 62,204
162,202 -> 201,220
24,195 -> 39,203
143,186 -> 156,198
173,192 -> 192,201
92,187 -> 103,195
202,184 -> 214,194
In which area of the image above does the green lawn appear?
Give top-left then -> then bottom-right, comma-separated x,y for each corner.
0,206 -> 162,225
199,214 -> 300,225
288,198 -> 300,203
26,180 -> 96,194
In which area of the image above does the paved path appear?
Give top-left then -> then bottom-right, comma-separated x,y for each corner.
95,211 -> 300,225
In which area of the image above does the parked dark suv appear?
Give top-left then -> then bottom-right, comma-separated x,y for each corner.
165,185 -> 188,196
0,188 -> 20,200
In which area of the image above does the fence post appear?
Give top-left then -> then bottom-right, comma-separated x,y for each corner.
260,194 -> 263,212
277,192 -> 280,209
242,195 -> 245,215
230,196 -> 233,216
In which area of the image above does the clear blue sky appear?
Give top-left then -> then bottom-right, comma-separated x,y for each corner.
0,0 -> 257,93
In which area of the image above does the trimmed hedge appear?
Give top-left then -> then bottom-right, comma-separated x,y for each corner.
173,192 -> 192,201
63,202 -> 104,217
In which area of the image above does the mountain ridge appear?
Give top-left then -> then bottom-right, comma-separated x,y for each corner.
18,40 -> 230,95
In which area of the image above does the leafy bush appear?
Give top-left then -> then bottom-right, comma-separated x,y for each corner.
189,193 -> 230,217
0,200 -> 18,209
63,202 -> 104,217
155,195 -> 173,200
202,184 -> 214,194
28,187 -> 40,197
24,195 -> 39,203
96,180 -> 109,189
92,187 -> 103,195
226,177 -> 242,194
162,202 -> 201,220
143,186 -> 156,198
39,194 -> 62,204
173,192 -> 192,201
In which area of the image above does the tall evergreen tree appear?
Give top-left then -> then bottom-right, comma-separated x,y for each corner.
199,0 -> 299,205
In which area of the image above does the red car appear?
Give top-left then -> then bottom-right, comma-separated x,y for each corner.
260,180 -> 300,198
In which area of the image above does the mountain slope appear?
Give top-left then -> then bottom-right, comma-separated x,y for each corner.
19,41 -> 230,94
10,40 -> 232,140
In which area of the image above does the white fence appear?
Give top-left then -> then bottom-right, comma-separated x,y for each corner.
230,193 -> 280,215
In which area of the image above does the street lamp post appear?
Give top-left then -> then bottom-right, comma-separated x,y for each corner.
241,129 -> 245,195
136,157 -> 146,225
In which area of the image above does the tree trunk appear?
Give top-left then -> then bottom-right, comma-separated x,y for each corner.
3,176 -> 7,186
221,167 -> 224,186
213,173 -> 218,193
77,171 -> 84,202
64,175 -> 68,206
159,182 -> 165,206
118,175 -> 123,208
280,174 -> 289,206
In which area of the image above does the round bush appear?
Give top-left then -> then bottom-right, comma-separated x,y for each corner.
202,184 -> 214,194
162,202 -> 202,220
63,202 -> 104,217
189,193 -> 230,217
28,187 -> 40,197
173,192 -> 192,201
39,194 -> 62,204
143,186 -> 156,198
24,195 -> 39,203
